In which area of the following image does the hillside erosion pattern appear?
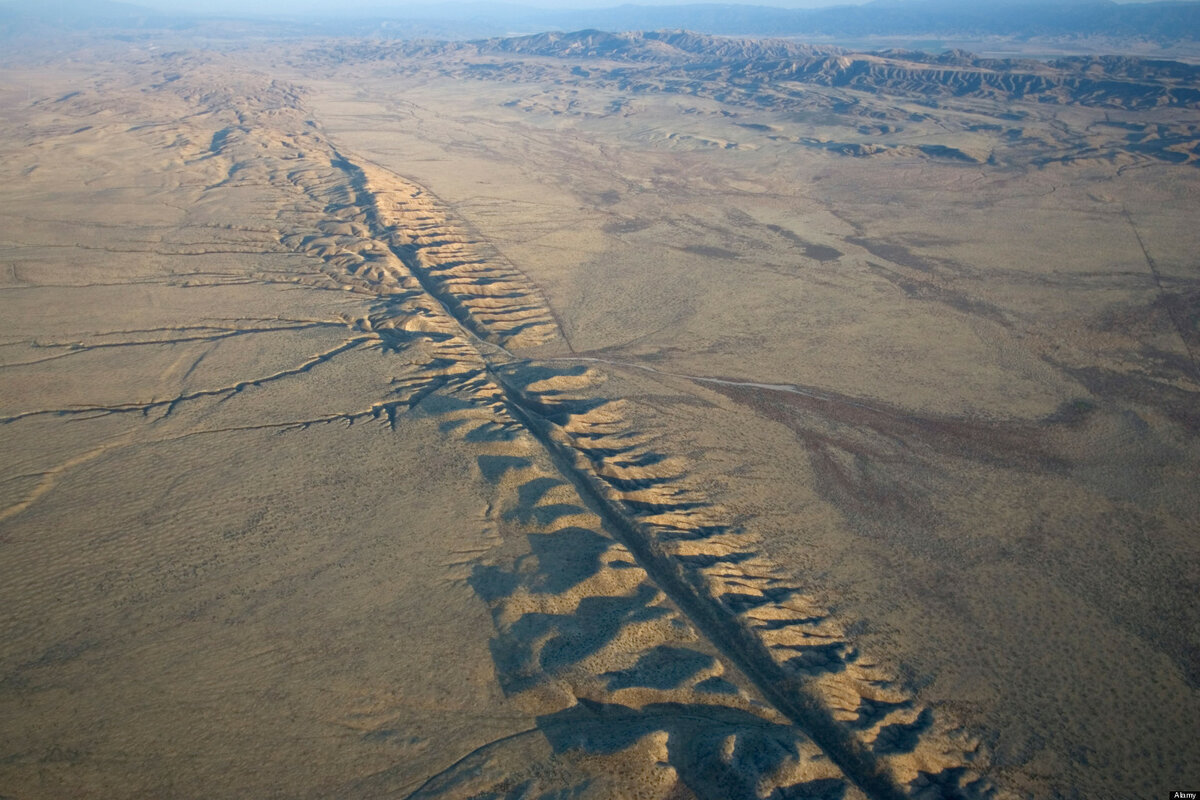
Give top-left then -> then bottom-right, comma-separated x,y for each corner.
228,70 -> 998,799
0,60 -> 1003,799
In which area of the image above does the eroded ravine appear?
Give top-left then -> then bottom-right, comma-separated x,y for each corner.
298,119 -> 998,800
3,66 -> 999,799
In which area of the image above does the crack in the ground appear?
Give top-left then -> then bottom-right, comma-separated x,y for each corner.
323,151 -> 991,800
0,336 -> 373,424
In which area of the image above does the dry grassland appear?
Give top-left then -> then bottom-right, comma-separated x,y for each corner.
1,36 -> 1197,799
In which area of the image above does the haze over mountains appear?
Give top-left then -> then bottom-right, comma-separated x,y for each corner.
2,0 -> 1200,47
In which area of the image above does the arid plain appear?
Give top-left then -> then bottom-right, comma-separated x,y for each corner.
1,30 -> 1198,800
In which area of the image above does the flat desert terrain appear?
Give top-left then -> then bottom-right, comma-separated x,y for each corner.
1,31 -> 1198,800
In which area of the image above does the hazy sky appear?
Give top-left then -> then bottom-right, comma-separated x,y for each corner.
113,0 -> 881,17
135,1 -> 855,9
125,0 -> 1170,12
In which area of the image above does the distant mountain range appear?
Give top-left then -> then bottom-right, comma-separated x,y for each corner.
2,0 -> 1199,42
569,1 -> 1200,38
373,27 -> 1200,110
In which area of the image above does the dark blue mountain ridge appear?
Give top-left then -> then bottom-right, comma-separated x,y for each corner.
368,26 -> 1200,111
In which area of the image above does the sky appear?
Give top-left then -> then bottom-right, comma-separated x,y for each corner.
103,0 -> 877,17
123,0 -> 1169,12
129,0 -> 865,10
